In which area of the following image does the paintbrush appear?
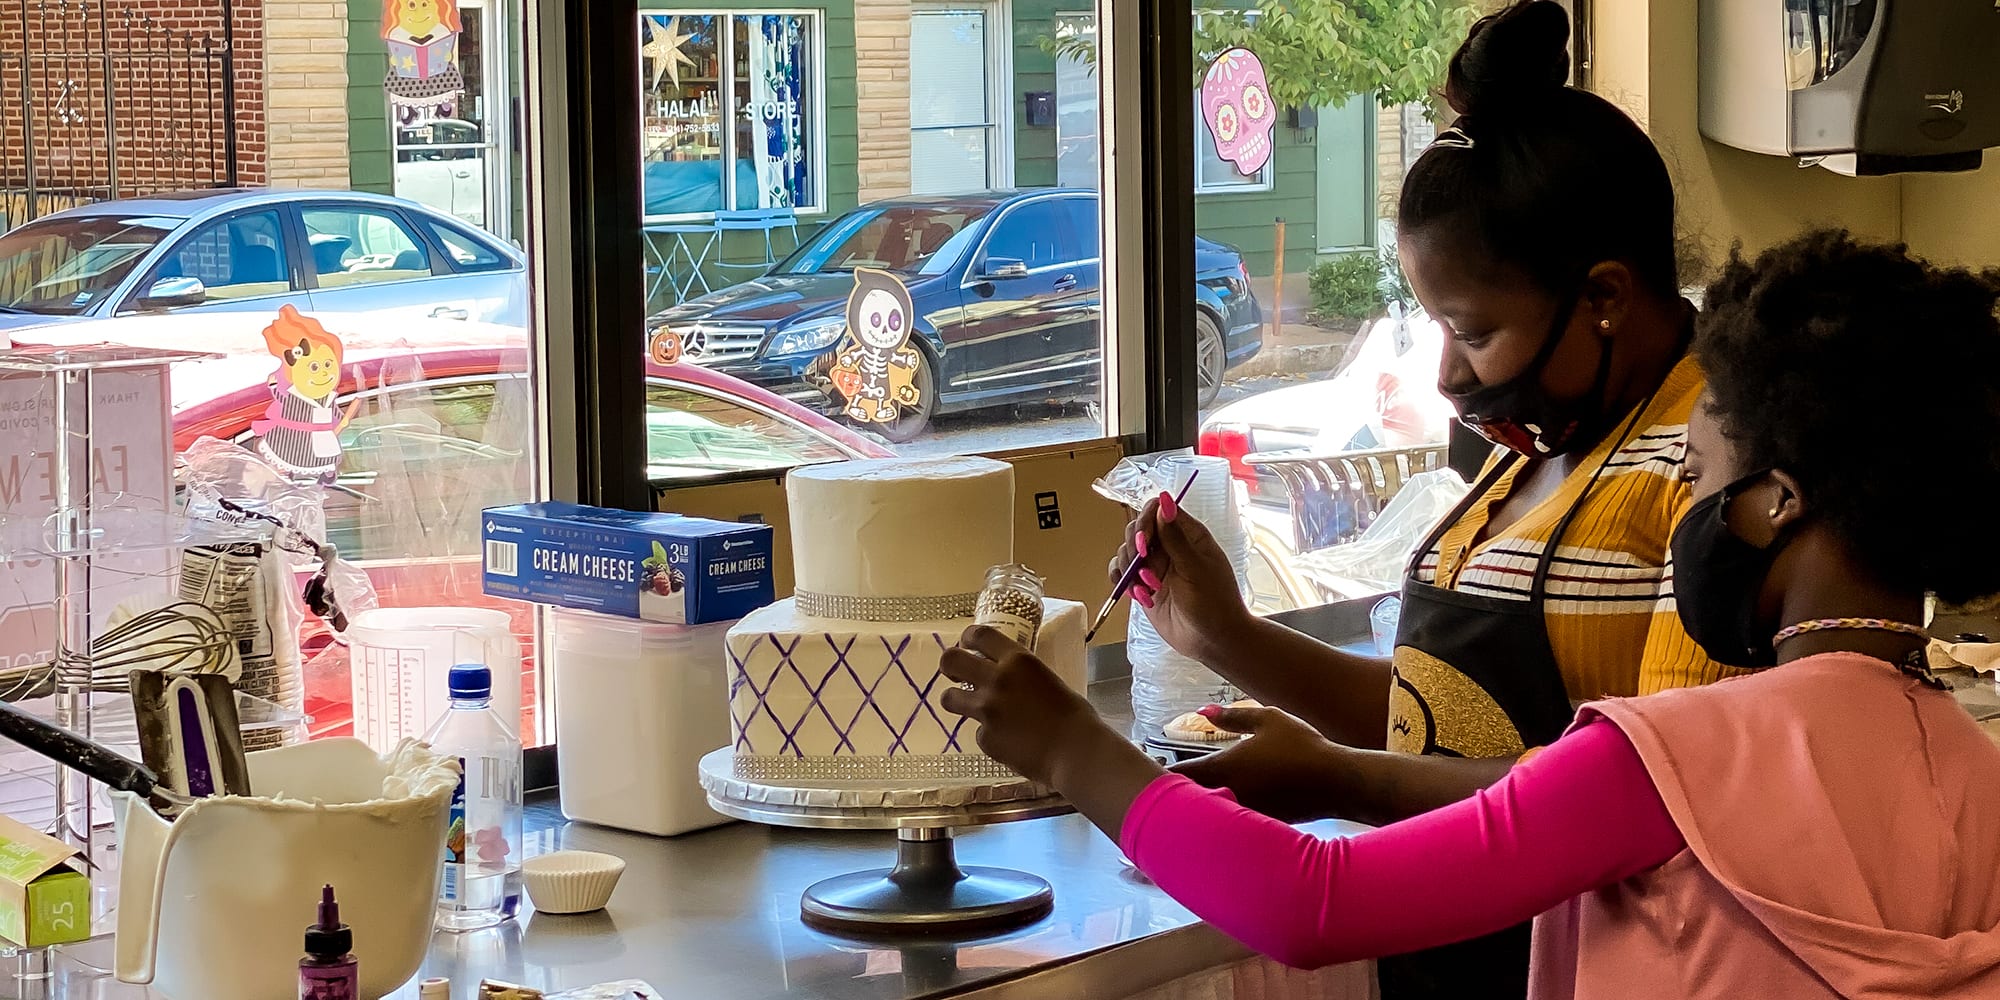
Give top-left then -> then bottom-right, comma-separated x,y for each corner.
1084,470 -> 1199,643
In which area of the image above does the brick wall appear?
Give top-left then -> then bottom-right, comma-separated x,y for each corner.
854,0 -> 909,201
265,0 -> 350,187
0,0 -> 266,207
1375,101 -> 1402,220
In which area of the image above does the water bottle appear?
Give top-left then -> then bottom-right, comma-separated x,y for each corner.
424,664 -> 523,932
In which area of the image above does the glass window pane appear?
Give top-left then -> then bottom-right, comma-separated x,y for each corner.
911,128 -> 991,195
1053,14 -> 1099,189
302,206 -> 434,287
734,13 -> 817,210
638,3 -> 1112,463
981,201 -> 1062,270
0,0 -> 560,766
0,216 -> 174,314
910,11 -> 989,129
155,210 -> 293,301
1184,11 -> 1460,618
643,14 -> 726,217
427,220 -> 509,272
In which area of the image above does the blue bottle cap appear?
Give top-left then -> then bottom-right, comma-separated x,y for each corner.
448,664 -> 492,699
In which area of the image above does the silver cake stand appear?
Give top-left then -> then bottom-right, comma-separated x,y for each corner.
698,748 -> 1073,937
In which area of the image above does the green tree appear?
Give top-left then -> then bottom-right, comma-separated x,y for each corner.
1042,1 -> 1477,114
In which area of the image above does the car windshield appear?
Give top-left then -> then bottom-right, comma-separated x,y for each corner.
774,205 -> 992,277
0,215 -> 178,315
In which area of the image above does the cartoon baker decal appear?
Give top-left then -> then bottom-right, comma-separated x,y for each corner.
827,267 -> 924,425
382,0 -> 465,125
253,305 -> 358,482
1200,47 -> 1276,177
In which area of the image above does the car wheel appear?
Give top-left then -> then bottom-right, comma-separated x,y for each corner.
1196,312 -> 1226,409
860,342 -> 940,445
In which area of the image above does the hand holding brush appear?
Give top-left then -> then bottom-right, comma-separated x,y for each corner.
1096,484 -> 1257,658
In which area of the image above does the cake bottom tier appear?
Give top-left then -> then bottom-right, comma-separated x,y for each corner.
725,597 -> 1087,783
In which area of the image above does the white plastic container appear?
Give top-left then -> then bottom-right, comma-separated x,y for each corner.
113,739 -> 456,1000
552,609 -> 735,836
347,608 -> 523,755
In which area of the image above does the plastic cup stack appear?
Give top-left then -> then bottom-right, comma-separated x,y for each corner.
1129,454 -> 1250,737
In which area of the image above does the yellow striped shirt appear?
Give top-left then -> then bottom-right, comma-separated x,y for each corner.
1413,354 -> 1752,700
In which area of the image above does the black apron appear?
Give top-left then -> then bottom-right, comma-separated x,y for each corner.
1373,441 -> 1629,1000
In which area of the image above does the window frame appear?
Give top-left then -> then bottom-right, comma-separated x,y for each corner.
636,7 -> 830,222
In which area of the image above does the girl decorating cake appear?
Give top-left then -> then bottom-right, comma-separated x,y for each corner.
942,230 -> 2000,997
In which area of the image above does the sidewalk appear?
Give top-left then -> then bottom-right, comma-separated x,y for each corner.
1232,272 -> 1362,379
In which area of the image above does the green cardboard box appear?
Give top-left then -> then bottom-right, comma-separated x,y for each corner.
0,814 -> 89,947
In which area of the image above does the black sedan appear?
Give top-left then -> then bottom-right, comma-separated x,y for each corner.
647,190 -> 1264,441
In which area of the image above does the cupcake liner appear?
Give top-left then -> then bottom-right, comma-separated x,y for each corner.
522,850 -> 626,914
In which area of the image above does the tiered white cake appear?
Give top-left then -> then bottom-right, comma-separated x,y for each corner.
726,457 -> 1087,783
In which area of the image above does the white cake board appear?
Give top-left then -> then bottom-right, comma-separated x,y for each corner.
698,748 -> 1073,936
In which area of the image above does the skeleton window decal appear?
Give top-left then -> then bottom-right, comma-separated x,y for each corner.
827,267 -> 923,425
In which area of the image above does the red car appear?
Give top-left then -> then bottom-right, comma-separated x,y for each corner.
30,313 -> 891,740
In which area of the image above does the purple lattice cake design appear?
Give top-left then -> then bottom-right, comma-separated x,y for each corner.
722,597 -> 1089,784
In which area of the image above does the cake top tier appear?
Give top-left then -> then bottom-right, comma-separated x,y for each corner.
787,458 -> 1014,621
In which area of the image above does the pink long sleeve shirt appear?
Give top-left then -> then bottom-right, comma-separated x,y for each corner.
1118,719 -> 1686,969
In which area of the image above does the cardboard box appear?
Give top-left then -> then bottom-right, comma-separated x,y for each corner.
482,503 -> 773,625
0,814 -> 88,947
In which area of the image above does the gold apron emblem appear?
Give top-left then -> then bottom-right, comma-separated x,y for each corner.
1388,647 -> 1528,758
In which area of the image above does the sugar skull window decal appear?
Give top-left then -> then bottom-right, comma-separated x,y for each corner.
1200,47 -> 1275,178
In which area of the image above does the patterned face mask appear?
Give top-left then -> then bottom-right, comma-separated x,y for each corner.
1441,290 -> 1614,458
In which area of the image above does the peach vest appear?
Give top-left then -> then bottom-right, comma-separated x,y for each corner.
1529,653 -> 2000,999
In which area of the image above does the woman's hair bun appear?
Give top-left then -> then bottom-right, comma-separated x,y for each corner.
1445,0 -> 1571,118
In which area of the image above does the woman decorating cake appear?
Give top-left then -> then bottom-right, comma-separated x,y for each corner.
1108,4 -> 1738,994
943,229 -> 2000,997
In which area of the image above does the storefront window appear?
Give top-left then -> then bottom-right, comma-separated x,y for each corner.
641,10 -> 822,219
0,0 -> 563,781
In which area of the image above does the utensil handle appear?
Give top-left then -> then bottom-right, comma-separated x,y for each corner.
0,700 -> 160,797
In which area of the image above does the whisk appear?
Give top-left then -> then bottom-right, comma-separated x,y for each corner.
83,601 -> 239,690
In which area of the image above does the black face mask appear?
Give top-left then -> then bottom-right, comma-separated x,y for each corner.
1442,293 -> 1615,458
1669,470 -> 1792,668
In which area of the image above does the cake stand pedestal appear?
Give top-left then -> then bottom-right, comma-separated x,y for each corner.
698,749 -> 1072,937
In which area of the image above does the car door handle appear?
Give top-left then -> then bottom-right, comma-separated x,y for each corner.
1053,274 -> 1077,291
430,306 -> 470,320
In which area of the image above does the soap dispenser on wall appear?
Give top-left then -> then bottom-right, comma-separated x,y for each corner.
1700,0 -> 2000,176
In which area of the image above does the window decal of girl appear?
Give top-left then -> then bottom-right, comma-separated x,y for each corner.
252,305 -> 357,482
382,0 -> 464,124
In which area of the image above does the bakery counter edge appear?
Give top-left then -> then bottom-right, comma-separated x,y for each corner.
398,675 -> 1375,1000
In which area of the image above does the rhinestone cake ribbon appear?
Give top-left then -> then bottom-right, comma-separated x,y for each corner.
794,589 -> 981,623
733,753 -> 1020,782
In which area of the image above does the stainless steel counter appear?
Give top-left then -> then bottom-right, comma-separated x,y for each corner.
388,679 -> 1371,1000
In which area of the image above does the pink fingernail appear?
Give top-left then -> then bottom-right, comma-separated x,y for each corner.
1197,705 -> 1223,719
1161,493 -> 1179,523
1133,586 -> 1155,609
1135,532 -> 1149,558
1139,568 -> 1161,590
